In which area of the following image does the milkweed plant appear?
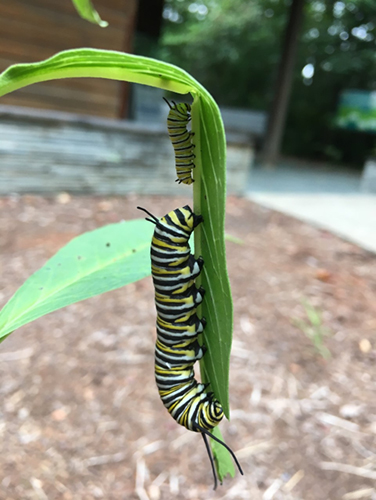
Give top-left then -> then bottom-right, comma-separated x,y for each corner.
0,0 -> 236,482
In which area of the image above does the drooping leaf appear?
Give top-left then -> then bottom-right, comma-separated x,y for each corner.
0,49 -> 191,98
0,219 -> 153,341
71,0 -> 108,27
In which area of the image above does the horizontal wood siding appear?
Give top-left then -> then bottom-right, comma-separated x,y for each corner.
0,0 -> 137,117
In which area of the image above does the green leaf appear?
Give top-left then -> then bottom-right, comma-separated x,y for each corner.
0,49 -> 192,99
0,220 -> 153,342
192,97 -> 233,419
211,427 -> 236,482
71,0 -> 108,27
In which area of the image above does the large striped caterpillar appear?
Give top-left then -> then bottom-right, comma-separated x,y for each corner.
163,99 -> 196,185
138,205 -> 243,488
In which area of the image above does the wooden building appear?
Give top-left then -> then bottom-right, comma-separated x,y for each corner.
0,0 -> 138,118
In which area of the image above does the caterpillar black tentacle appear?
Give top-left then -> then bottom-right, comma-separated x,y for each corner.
195,424 -> 244,480
136,206 -> 158,225
164,99 -> 196,185
202,432 -> 219,490
138,205 -> 243,489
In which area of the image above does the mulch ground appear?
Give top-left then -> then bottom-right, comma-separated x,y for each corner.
1,194 -> 376,500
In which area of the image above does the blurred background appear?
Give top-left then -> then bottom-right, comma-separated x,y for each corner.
1,1 -> 376,499
2,0 -> 376,168
2,0 -> 376,201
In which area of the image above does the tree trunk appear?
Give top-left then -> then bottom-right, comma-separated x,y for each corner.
262,0 -> 305,167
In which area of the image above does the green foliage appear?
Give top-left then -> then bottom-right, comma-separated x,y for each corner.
71,0 -> 108,27
292,300 -> 332,359
161,0 -> 287,109
285,0 -> 376,163
161,0 -> 376,164
0,49 -> 233,476
0,220 -> 153,342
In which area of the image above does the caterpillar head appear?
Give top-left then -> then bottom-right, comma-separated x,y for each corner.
163,97 -> 191,117
138,205 -> 202,234
175,102 -> 191,116
180,205 -> 203,231
206,396 -> 224,427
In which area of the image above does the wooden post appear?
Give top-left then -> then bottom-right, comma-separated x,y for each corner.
262,0 -> 305,167
119,1 -> 138,119
119,0 -> 165,119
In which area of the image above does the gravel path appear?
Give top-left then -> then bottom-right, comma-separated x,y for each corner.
1,194 -> 376,500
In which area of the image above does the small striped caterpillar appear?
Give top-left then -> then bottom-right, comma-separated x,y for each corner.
164,98 -> 196,185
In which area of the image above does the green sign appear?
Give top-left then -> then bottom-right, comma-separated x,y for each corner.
337,90 -> 376,132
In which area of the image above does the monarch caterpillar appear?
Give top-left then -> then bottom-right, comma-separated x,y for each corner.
163,98 -> 196,185
137,205 -> 243,489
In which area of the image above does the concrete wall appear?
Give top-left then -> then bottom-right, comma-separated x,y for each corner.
361,158 -> 376,194
0,106 -> 253,196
